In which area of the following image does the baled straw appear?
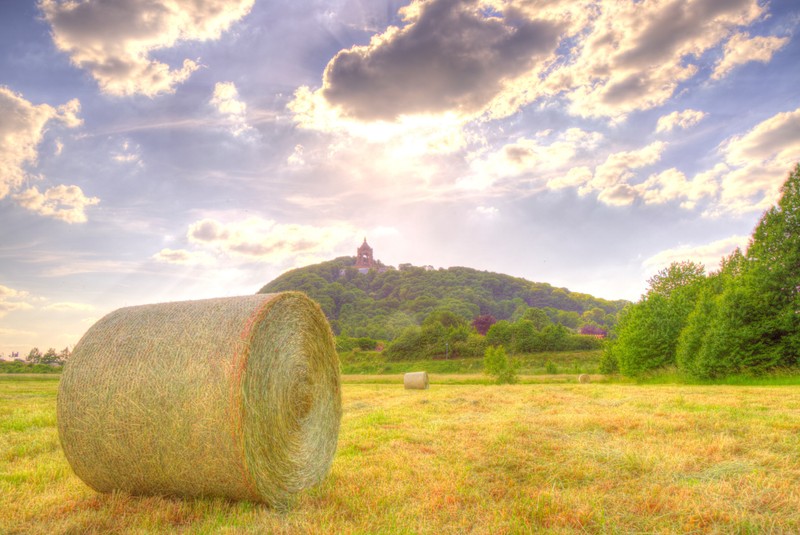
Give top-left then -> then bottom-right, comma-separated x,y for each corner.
404,371 -> 429,390
57,292 -> 341,507
578,374 -> 591,384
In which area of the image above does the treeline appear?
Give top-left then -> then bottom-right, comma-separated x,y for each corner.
383,308 -> 603,361
1,347 -> 70,366
259,259 -> 627,341
604,165 -> 800,378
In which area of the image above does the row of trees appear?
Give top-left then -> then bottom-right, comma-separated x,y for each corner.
25,347 -> 70,365
604,165 -> 800,378
383,307 -> 603,361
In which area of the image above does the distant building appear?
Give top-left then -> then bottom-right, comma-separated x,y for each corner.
354,238 -> 376,273
340,238 -> 391,276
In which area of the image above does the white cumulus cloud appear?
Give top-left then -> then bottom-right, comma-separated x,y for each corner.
712,32 -> 790,80
0,86 -> 82,199
655,109 -> 707,133
709,106 -> 800,215
13,185 -> 100,224
40,0 -> 254,96
210,82 -> 255,138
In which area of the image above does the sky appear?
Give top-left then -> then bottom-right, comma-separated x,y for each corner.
1,0 -> 799,356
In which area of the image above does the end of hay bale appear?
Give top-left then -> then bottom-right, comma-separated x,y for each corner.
57,292 -> 341,507
404,371 -> 429,390
578,374 -> 591,384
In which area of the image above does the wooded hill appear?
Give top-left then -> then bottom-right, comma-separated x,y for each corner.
258,258 -> 628,340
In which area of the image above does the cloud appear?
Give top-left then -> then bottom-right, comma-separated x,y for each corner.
186,217 -> 359,264
710,106 -> 800,215
460,128 -> 603,192
210,82 -> 255,138
320,0 -> 564,121
0,87 -> 82,199
559,0 -> 764,119
112,140 -> 142,164
43,302 -> 94,312
548,166 -> 593,190
40,0 -> 254,96
711,32 -> 790,80
0,285 -> 33,317
655,109 -> 707,133
636,167 -> 718,209
476,206 -> 498,217
152,248 -> 213,266
597,183 -> 638,207
580,141 -> 666,198
287,144 -> 305,166
294,0 -> 773,134
13,185 -> 100,223
643,235 -> 750,273
723,107 -> 800,166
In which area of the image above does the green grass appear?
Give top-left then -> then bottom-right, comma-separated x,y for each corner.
339,349 -> 602,375
5,375 -> 800,533
617,366 -> 800,386
0,362 -> 62,374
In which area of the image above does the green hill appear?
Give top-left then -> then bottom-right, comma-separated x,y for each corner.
258,257 -> 628,340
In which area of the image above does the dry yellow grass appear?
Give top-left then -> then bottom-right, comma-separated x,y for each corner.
4,376 -> 800,533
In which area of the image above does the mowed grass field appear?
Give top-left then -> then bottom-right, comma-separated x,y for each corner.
4,375 -> 800,533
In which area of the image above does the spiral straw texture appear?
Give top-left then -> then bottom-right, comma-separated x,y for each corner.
57,292 -> 341,506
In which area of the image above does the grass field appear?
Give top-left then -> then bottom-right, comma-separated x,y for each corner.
339,350 -> 602,375
4,375 -> 800,533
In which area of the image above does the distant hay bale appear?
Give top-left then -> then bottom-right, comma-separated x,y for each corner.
404,371 -> 429,390
578,374 -> 591,384
57,292 -> 341,507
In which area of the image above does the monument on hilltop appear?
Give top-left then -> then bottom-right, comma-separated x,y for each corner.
354,238 -> 375,271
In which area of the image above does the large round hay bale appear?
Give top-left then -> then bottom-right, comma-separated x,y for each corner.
578,373 -> 591,384
57,292 -> 341,507
404,371 -> 429,390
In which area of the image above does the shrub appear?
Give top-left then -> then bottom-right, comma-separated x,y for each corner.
484,346 -> 518,384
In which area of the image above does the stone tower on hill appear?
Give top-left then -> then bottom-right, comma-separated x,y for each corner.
354,238 -> 375,271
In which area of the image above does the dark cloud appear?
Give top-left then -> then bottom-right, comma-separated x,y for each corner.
321,0 -> 563,120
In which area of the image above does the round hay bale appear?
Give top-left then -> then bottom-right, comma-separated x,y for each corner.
404,371 -> 429,390
57,292 -> 341,507
578,373 -> 591,384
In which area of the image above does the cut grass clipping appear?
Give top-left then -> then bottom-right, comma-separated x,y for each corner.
404,371 -> 429,389
57,292 -> 341,507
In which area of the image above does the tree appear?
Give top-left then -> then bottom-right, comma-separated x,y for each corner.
684,164 -> 800,376
486,320 -> 513,348
41,348 -> 59,365
521,308 -> 552,331
471,314 -> 497,336
26,347 -> 42,363
483,346 -> 518,384
580,324 -> 607,337
608,261 -> 705,376
676,250 -> 744,378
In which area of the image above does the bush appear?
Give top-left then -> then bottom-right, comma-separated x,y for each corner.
484,346 -> 518,384
336,336 -> 382,352
598,349 -> 619,374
